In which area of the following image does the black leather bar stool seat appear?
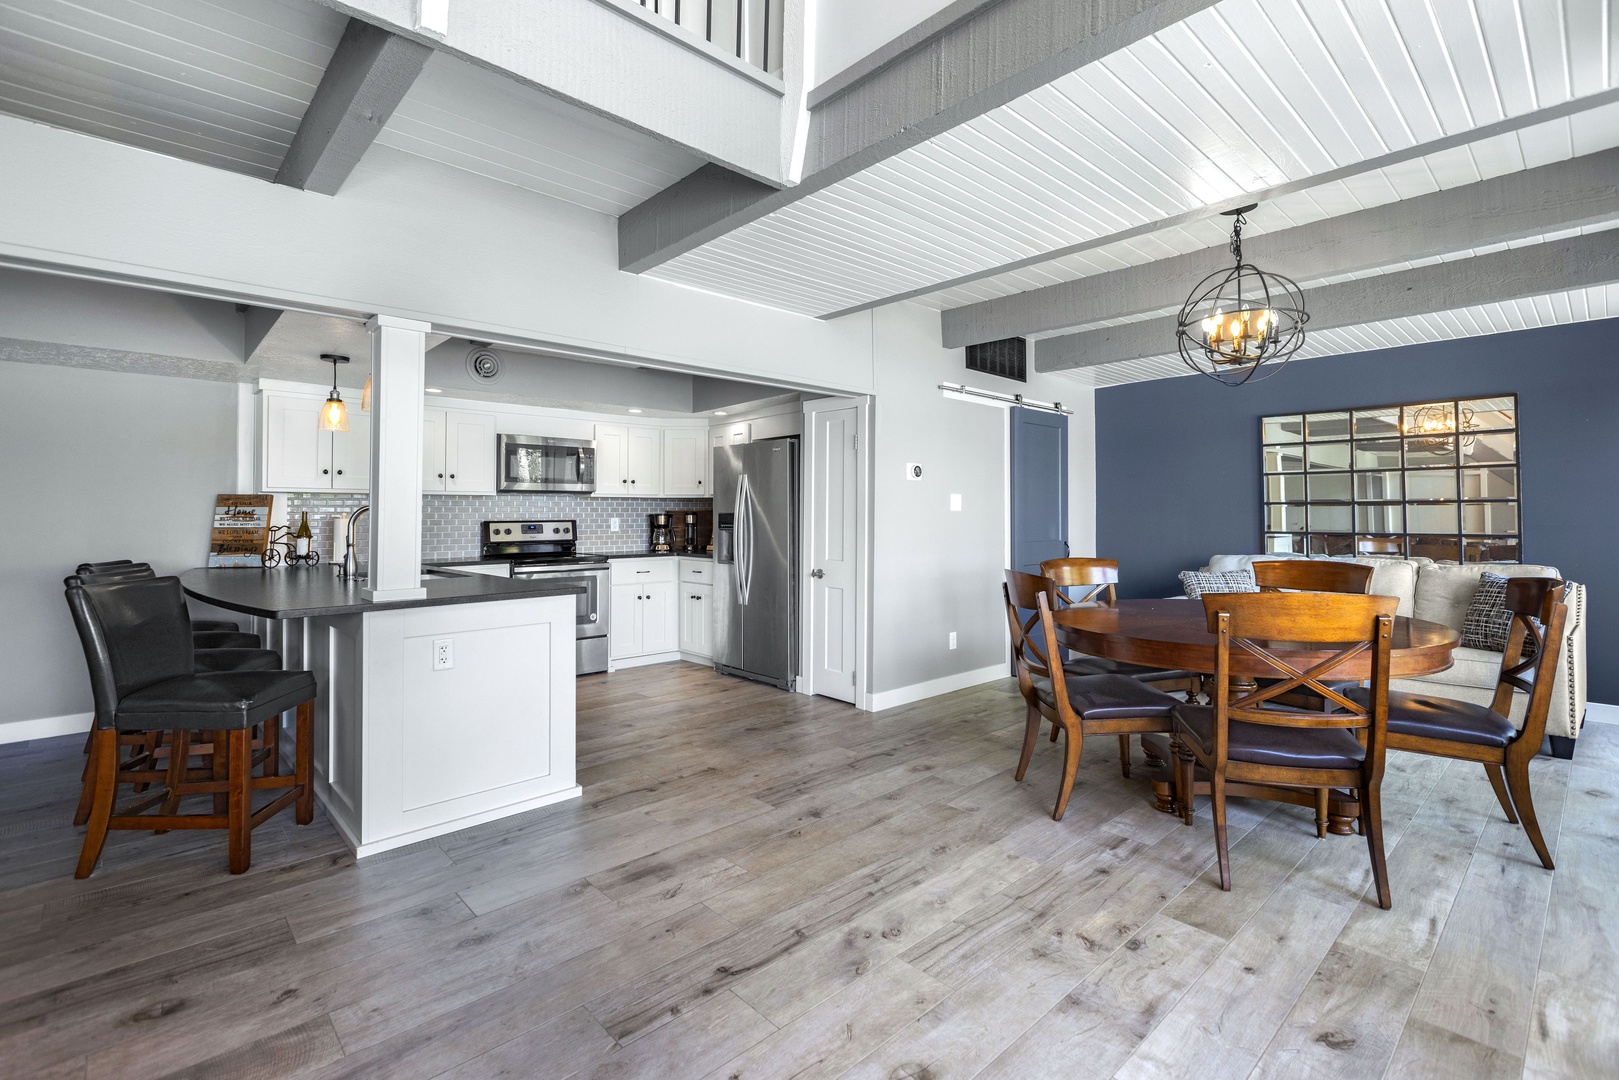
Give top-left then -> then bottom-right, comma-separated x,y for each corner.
65,575 -> 317,876
194,649 -> 285,673
191,630 -> 263,650
76,561 -> 244,633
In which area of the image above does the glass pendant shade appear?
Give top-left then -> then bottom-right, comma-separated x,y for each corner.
361,376 -> 372,412
1176,207 -> 1308,385
320,391 -> 349,432
319,352 -> 351,430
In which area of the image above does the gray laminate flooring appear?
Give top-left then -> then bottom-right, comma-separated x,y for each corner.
2,664 -> 1615,1079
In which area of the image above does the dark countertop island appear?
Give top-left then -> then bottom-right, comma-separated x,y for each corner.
180,566 -> 585,619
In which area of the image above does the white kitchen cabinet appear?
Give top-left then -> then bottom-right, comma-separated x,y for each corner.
262,390 -> 370,493
594,423 -> 664,496
263,393 -> 327,491
423,408 -> 496,495
422,409 -> 447,490
594,424 -> 630,496
445,411 -> 497,494
723,422 -> 751,445
679,584 -> 712,658
663,428 -> 707,496
330,410 -> 370,492
608,558 -> 680,661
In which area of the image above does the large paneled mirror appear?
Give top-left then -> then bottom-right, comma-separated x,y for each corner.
1261,395 -> 1520,562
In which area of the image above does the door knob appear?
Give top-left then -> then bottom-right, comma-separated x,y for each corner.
809,568 -> 825,579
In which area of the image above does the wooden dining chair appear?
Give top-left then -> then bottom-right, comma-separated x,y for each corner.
1038,557 -> 1203,705
1171,591 -> 1398,908
1002,570 -> 1182,819
1346,578 -> 1569,870
1252,559 -> 1374,594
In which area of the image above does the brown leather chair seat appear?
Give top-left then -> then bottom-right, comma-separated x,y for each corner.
1062,655 -> 1196,682
1032,673 -> 1179,718
1344,686 -> 1516,749
1172,704 -> 1366,770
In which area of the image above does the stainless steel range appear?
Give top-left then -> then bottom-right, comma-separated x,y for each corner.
482,520 -> 609,675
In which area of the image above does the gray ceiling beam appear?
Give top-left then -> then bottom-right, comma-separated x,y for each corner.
1033,231 -> 1619,372
833,84 -> 1619,322
619,0 -> 1219,274
945,146 -> 1619,347
275,18 -> 432,196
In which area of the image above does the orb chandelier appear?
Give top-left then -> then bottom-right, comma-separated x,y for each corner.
1406,403 -> 1478,451
1176,204 -> 1308,386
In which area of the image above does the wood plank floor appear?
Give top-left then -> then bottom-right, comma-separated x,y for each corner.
2,663 -> 1616,1079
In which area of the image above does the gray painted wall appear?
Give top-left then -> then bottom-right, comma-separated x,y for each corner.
0,361 -> 238,730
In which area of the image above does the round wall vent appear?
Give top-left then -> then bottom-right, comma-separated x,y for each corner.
466,346 -> 503,384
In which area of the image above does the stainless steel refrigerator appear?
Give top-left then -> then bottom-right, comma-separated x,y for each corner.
713,437 -> 798,690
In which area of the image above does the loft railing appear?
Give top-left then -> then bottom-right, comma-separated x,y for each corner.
637,0 -> 784,77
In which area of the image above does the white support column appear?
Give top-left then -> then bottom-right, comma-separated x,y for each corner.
363,314 -> 429,602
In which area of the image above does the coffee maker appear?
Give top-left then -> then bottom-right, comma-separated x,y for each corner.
648,512 -> 672,553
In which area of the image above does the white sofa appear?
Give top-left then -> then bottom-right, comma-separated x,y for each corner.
1202,554 -> 1588,753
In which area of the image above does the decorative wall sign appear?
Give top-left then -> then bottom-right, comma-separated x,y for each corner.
207,494 -> 274,567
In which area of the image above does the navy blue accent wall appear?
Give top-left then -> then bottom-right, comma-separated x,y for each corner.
1095,317 -> 1619,703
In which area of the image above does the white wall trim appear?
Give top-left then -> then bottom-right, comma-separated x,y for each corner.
0,712 -> 91,744
864,663 -> 1007,713
1584,702 -> 1619,725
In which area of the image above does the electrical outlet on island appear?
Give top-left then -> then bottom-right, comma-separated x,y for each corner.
433,638 -> 453,670
609,518 -> 621,532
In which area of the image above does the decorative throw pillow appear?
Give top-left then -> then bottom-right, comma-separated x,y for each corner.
1460,572 -> 1539,657
1179,569 -> 1258,600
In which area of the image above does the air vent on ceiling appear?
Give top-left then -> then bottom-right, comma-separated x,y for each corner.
965,337 -> 1026,382
466,346 -> 503,384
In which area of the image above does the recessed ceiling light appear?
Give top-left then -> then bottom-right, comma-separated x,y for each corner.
628,408 -> 643,414
714,410 -> 728,416
425,387 -> 443,394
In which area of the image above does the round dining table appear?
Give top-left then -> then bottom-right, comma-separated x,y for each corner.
1051,597 -> 1460,833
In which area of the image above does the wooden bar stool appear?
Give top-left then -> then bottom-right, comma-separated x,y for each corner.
64,575 -> 317,876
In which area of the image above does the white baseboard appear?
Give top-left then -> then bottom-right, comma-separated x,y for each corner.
608,651 -> 684,672
864,664 -> 1009,713
1584,702 -> 1619,726
0,712 -> 92,744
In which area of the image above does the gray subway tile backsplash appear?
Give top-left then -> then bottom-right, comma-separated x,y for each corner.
283,492 -> 711,562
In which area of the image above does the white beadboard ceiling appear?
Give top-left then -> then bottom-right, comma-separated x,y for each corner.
0,0 -> 346,178
373,51 -> 706,217
647,0 -> 1619,332
1054,281 -> 1619,387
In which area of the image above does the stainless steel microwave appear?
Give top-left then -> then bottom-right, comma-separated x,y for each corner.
497,434 -> 596,493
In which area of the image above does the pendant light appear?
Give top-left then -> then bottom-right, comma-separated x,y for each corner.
1175,205 -> 1308,386
319,353 -> 350,432
360,376 -> 372,413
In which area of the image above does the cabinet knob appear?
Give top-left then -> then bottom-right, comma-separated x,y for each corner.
322,468 -> 329,475
336,469 -> 343,475
449,473 -> 455,479
630,479 -> 636,484
438,473 -> 444,478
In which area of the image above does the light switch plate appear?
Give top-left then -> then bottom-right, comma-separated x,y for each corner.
950,493 -> 962,511
609,518 -> 621,532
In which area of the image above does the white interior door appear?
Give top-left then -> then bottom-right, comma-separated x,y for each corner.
805,398 -> 862,703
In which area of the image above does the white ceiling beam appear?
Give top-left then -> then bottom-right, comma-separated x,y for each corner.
619,0 -> 1220,274
944,147 -> 1619,347
831,85 -> 1619,321
275,18 -> 431,195
1033,231 -> 1619,373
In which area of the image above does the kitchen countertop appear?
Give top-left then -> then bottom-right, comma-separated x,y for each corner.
180,566 -> 585,619
593,551 -> 713,560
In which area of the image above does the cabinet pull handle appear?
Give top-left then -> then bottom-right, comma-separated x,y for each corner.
636,570 -> 650,574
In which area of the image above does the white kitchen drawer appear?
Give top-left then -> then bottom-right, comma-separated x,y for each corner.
678,559 -> 713,585
611,557 -> 676,586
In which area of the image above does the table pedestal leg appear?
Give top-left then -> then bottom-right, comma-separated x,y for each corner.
1139,734 -> 1359,835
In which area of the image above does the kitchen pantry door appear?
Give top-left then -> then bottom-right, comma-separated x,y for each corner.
1010,406 -> 1068,574
804,397 -> 864,703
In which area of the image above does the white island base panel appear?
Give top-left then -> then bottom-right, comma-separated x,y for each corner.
283,595 -> 580,858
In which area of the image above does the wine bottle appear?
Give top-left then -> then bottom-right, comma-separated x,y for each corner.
294,511 -> 312,558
